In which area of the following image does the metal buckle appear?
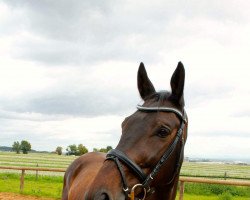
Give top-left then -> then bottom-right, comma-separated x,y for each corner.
128,184 -> 147,200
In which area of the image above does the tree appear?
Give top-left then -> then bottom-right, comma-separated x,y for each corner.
77,144 -> 88,155
12,141 -> 21,154
56,146 -> 63,155
20,140 -> 31,154
93,146 -> 113,153
106,146 -> 112,152
66,144 -> 77,155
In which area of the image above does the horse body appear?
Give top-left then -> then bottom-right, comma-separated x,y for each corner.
62,152 -> 106,199
63,62 -> 188,200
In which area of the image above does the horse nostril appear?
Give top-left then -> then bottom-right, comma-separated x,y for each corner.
100,193 -> 110,200
94,192 -> 110,200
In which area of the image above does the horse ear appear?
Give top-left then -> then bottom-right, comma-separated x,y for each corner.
137,62 -> 156,100
170,62 -> 185,105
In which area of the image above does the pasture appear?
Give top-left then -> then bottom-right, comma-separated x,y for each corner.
0,151 -> 249,199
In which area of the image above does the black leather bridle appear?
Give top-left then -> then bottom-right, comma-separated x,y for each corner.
106,105 -> 187,200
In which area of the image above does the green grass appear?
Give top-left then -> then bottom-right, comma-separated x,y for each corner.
181,162 -> 250,180
176,193 -> 250,200
183,182 -> 250,197
0,173 -> 249,199
1,151 -> 250,180
175,184 -> 250,200
0,151 -> 75,170
0,173 -> 62,199
0,151 -> 250,199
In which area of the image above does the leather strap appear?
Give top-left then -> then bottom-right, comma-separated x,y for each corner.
106,149 -> 147,182
106,156 -> 130,199
143,120 -> 185,188
105,105 -> 187,199
137,105 -> 187,123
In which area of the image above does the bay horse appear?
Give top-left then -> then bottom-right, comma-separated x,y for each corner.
62,62 -> 188,200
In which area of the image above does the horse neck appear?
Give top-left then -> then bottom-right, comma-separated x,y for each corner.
150,175 -> 179,200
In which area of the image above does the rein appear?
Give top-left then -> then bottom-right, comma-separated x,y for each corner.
106,105 -> 187,200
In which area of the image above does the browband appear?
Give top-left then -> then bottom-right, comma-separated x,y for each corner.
136,105 -> 187,123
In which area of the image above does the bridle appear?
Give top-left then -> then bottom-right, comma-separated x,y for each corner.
106,104 -> 187,200
106,104 -> 187,199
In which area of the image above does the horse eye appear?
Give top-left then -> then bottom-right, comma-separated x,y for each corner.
156,127 -> 171,138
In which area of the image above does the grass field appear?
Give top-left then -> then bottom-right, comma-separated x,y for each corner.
1,173 -> 249,199
0,173 -> 62,199
0,151 -> 250,199
1,151 -> 250,179
182,162 -> 250,180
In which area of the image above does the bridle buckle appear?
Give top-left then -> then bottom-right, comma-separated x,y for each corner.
128,184 -> 147,200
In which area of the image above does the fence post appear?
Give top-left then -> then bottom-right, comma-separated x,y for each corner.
36,163 -> 38,180
179,181 -> 185,200
20,169 -> 25,192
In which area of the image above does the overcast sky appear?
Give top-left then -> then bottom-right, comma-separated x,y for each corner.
0,0 -> 249,161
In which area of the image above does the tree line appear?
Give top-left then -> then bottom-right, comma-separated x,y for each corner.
12,140 -> 31,154
12,140 -> 112,156
59,145 -> 112,156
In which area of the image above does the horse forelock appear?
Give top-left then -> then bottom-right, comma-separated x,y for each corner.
142,90 -> 184,112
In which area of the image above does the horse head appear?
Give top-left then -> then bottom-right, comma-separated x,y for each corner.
85,62 -> 188,200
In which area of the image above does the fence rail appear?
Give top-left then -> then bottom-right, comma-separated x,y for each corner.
178,177 -> 250,200
0,166 -> 65,172
0,166 -> 250,200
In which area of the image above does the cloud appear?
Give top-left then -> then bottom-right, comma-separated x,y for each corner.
0,114 -> 124,151
0,0 -> 250,159
185,135 -> 250,161
4,0 -> 249,66
17,88 -> 137,116
0,109 -> 67,121
2,0 -> 161,65
232,110 -> 250,118
0,60 -> 141,117
0,83 -> 139,118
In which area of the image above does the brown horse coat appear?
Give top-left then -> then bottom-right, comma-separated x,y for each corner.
63,62 -> 188,200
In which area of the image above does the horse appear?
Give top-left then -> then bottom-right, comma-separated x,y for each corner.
62,62 -> 188,200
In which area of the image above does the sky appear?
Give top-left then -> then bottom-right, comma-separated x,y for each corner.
0,0 -> 249,161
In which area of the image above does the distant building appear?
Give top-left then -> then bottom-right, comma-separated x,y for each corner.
233,161 -> 248,165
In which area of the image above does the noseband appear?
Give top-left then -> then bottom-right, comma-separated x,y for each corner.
106,105 -> 187,200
